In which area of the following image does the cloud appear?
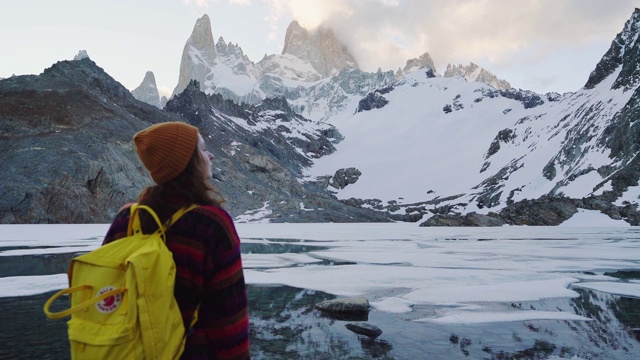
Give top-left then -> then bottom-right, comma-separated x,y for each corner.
258,0 -> 639,73
182,0 -> 252,7
181,0 -> 211,6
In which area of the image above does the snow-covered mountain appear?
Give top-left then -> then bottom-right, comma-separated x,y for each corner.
121,9 -> 640,225
305,8 -> 640,222
444,62 -> 511,90
165,15 -> 396,121
131,71 -> 162,108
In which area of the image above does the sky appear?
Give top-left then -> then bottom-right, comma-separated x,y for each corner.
1,0 -> 639,98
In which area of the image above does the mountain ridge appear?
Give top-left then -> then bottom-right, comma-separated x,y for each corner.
2,10 -> 640,225
167,15 -> 510,121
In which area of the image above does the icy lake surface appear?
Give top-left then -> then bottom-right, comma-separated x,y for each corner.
1,215 -> 639,359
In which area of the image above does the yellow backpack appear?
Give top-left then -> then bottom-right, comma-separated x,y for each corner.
44,203 -> 198,359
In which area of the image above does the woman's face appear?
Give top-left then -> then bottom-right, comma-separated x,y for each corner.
197,134 -> 214,180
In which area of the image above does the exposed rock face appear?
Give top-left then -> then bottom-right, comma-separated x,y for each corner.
499,196 -> 579,225
0,59 -> 393,224
0,58 -> 176,223
281,20 -> 359,78
498,88 -> 544,108
73,50 -> 89,60
329,167 -> 362,189
421,212 -> 506,227
585,8 -> 640,91
356,91 -> 389,113
173,14 -> 217,96
419,194 -> 640,226
131,71 -> 162,108
401,52 -> 437,75
485,128 -> 517,160
444,62 -> 511,90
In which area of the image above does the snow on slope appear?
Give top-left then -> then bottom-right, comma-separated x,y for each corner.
305,72 -> 526,204
305,66 -> 636,211
476,67 -> 632,206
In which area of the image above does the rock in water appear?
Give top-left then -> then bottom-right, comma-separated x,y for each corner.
315,297 -> 370,315
345,322 -> 383,338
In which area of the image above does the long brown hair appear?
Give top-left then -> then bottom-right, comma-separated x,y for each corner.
136,144 -> 224,233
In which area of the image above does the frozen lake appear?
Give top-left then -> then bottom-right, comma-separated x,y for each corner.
1,214 -> 639,359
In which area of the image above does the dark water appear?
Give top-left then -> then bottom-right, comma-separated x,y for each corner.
0,285 -> 638,360
1,236 -> 639,359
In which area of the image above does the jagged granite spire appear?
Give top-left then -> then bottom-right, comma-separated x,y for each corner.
444,62 -> 511,90
585,8 -> 640,91
282,20 -> 359,78
73,50 -> 89,60
131,71 -> 161,108
172,14 -> 217,97
401,52 -> 437,75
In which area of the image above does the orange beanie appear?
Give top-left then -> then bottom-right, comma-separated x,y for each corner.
133,122 -> 199,184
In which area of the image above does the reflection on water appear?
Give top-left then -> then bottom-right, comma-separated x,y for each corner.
248,285 -> 640,359
0,253 -> 76,277
243,242 -> 328,254
1,230 -> 639,359
4,285 -> 637,359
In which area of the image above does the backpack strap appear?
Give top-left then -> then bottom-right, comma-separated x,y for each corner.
168,204 -> 199,227
127,203 -> 200,240
127,204 -> 164,238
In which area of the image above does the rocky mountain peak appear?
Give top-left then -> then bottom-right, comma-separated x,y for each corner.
585,8 -> 640,91
444,62 -> 511,90
172,14 -> 217,97
216,36 -> 244,59
131,70 -> 162,108
190,14 -> 216,55
73,50 -> 89,60
401,52 -> 437,75
40,57 -> 134,103
282,20 -> 359,78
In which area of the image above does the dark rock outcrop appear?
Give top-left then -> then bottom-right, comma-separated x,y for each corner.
0,58 -> 176,223
0,59 -> 393,224
585,8 -> 640,90
356,91 -> 389,113
485,129 -> 517,159
420,194 -> 640,227
329,167 -> 362,189
498,195 -> 578,225
421,212 -> 506,227
499,88 -> 545,109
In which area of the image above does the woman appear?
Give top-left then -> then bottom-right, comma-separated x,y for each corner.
103,121 -> 250,359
